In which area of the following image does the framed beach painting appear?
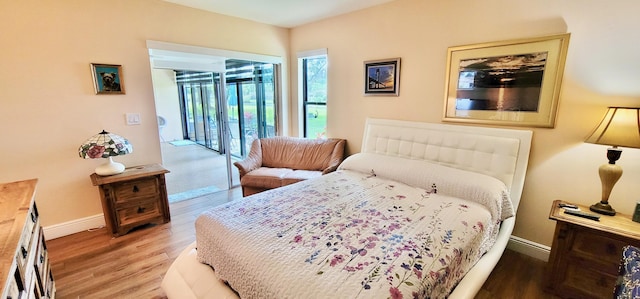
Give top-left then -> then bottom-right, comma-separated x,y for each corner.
91,63 -> 125,94
443,33 -> 570,127
364,58 -> 400,96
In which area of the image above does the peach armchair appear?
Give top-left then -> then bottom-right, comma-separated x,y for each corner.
233,137 -> 346,196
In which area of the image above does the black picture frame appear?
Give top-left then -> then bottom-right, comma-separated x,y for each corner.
364,58 -> 400,96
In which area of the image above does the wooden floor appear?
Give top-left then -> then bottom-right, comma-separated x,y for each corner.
161,142 -> 240,196
47,188 -> 241,299
477,250 -> 561,299
47,187 -> 560,299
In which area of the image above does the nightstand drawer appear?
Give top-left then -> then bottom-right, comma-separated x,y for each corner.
116,199 -> 161,227
564,261 -> 615,299
112,177 -> 159,203
572,228 -> 628,267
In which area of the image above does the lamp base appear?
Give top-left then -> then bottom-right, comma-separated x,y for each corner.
589,201 -> 616,216
95,157 -> 125,176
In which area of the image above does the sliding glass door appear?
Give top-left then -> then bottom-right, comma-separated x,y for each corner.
224,60 -> 277,158
176,72 -> 220,151
171,60 -> 278,192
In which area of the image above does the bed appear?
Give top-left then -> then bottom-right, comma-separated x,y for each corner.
161,118 -> 532,299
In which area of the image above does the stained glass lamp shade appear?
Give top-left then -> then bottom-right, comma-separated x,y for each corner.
79,130 -> 133,176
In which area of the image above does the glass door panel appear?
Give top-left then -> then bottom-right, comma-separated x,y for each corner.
225,83 -> 242,157
205,84 -> 219,151
173,71 -> 233,192
261,64 -> 276,138
183,85 -> 195,141
172,61 -> 279,191
192,85 -> 206,146
241,81 -> 257,153
223,60 -> 278,159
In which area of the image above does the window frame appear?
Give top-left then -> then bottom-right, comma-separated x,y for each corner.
298,49 -> 328,138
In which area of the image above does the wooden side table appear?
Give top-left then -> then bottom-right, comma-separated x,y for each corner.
91,164 -> 170,236
546,199 -> 640,298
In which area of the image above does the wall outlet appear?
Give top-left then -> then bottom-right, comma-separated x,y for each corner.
126,113 -> 141,125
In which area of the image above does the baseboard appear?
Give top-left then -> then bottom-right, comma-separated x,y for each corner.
507,235 -> 551,261
43,214 -> 105,240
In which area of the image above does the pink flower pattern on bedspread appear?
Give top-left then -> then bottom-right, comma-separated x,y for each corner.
196,170 -> 505,299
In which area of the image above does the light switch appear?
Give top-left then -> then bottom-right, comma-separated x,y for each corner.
126,113 -> 141,125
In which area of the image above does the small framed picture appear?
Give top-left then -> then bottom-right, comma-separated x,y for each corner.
91,63 -> 125,94
364,58 -> 400,96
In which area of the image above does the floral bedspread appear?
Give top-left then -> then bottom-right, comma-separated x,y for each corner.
196,169 -> 508,299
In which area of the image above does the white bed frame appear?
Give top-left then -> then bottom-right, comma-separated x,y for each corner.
161,118 -> 533,299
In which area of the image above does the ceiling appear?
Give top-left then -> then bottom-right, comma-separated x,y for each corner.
163,0 -> 394,28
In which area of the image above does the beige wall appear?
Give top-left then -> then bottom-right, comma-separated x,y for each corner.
290,0 -> 640,247
2,0 -> 639,250
0,0 -> 289,227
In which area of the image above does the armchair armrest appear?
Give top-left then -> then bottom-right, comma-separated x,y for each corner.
233,139 -> 263,178
322,139 -> 346,175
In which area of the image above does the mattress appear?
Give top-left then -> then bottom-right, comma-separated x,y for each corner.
195,154 -> 513,298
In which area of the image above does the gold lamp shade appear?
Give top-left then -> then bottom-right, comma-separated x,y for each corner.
584,107 -> 640,215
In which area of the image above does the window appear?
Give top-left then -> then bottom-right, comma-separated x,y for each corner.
299,49 -> 327,138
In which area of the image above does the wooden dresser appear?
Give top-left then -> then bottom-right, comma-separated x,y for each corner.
547,199 -> 640,298
90,164 -> 170,237
1,179 -> 55,299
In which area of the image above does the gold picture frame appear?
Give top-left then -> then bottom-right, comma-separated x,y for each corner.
443,33 -> 570,127
91,63 -> 125,94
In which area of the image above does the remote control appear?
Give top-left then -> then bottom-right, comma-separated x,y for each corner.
564,209 -> 600,221
559,203 -> 578,209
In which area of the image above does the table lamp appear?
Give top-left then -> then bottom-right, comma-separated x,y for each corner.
79,130 -> 133,176
584,107 -> 640,215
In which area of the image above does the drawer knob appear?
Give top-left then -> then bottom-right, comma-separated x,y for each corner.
132,185 -> 139,192
31,211 -> 37,223
21,246 -> 27,258
558,228 -> 567,239
137,207 -> 146,213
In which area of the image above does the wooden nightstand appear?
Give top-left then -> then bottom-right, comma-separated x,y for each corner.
91,164 -> 170,236
546,199 -> 640,298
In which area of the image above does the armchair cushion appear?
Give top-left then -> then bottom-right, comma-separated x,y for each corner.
281,170 -> 323,186
240,168 -> 293,190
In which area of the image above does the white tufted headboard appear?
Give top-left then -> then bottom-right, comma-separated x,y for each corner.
361,118 -> 532,211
